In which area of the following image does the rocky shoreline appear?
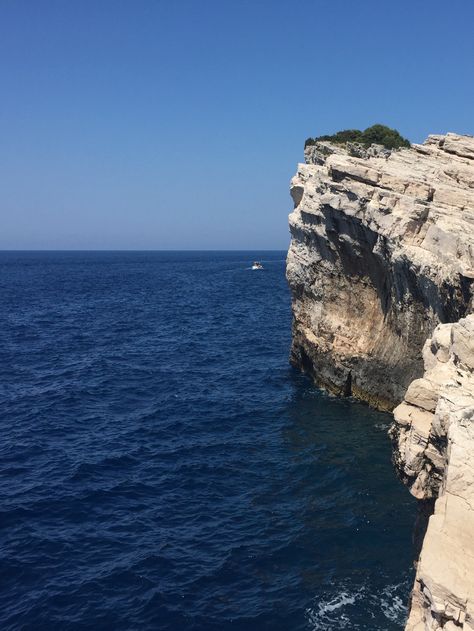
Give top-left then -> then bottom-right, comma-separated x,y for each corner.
287,132 -> 474,629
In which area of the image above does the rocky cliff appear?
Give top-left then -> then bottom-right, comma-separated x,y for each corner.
287,133 -> 474,411
393,316 -> 474,630
286,132 -> 474,628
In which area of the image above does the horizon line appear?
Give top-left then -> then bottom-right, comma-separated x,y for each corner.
0,248 -> 289,252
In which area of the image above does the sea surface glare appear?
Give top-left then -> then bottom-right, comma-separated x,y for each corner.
0,251 -> 416,630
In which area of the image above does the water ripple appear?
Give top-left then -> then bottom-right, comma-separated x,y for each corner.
0,251 -> 416,630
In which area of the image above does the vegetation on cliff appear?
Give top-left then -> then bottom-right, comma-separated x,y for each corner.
305,124 -> 411,150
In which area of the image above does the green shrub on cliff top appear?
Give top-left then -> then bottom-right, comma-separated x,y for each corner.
305,124 -> 410,150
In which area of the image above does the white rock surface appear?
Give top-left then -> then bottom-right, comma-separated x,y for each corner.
393,316 -> 474,630
287,133 -> 474,409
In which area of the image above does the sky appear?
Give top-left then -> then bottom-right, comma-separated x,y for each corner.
0,0 -> 473,250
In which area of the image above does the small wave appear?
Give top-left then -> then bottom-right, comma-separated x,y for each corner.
306,589 -> 361,630
380,583 -> 408,623
319,593 -> 356,613
306,581 -> 409,630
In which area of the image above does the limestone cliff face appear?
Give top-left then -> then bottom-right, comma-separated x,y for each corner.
393,316 -> 474,630
287,133 -> 474,411
287,133 -> 474,629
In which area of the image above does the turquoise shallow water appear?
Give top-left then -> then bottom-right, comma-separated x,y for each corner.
0,251 -> 416,630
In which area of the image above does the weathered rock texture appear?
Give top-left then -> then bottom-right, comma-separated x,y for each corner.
287,133 -> 474,629
287,133 -> 474,411
392,316 -> 474,630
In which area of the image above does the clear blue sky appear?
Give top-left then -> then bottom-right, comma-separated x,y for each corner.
1,0 -> 473,250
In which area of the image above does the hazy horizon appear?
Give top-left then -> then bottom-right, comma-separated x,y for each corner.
1,0 -> 473,250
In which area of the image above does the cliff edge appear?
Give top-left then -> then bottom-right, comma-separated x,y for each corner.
286,132 -> 474,629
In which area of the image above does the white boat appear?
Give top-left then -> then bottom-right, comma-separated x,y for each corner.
251,261 -> 263,270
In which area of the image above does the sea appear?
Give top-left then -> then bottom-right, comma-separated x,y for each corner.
0,251 -> 416,630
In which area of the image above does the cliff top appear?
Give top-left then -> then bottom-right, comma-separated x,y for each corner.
305,124 -> 411,150
297,132 -> 474,279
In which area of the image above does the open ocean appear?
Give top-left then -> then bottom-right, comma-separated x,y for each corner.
0,251 -> 416,630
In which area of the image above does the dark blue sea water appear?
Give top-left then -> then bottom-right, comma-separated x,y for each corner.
0,251 -> 416,630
